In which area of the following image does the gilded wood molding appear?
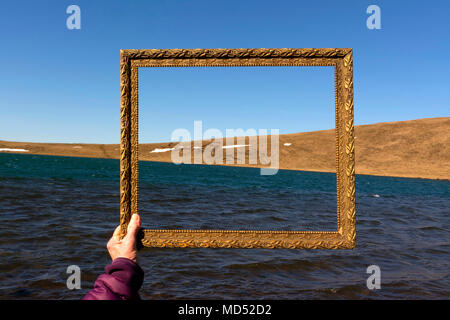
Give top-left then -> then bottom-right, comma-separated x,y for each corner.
119,48 -> 356,249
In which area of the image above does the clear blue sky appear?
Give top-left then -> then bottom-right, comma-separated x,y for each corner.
0,0 -> 448,143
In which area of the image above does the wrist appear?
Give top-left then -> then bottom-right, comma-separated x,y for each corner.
113,256 -> 137,264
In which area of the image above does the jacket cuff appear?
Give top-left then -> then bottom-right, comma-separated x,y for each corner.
105,257 -> 144,292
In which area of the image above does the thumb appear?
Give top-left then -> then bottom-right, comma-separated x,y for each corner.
125,213 -> 141,241
111,225 -> 121,240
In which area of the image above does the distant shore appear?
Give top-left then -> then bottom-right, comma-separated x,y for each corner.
1,117 -> 449,180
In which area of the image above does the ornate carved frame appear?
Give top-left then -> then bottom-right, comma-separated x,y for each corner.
120,48 -> 355,249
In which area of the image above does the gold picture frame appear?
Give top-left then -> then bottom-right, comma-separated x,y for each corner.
119,48 -> 356,249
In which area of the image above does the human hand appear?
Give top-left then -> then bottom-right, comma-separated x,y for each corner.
107,214 -> 141,263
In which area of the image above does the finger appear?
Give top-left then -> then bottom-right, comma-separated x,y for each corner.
125,214 -> 141,241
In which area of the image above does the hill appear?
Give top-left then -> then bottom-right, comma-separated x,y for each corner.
1,117 -> 449,180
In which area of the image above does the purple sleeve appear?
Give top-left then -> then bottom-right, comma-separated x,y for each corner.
83,257 -> 144,300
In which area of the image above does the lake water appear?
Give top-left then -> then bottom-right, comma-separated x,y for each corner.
0,153 -> 448,299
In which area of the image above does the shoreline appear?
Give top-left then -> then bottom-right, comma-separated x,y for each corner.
1,150 -> 448,181
1,117 -> 449,181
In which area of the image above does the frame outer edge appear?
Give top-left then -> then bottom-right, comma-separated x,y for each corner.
123,48 -> 351,60
120,48 -> 356,249
342,50 -> 356,248
120,51 -> 132,238
141,230 -> 344,249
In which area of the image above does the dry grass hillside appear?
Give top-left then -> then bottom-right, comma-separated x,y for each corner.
1,117 -> 449,180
